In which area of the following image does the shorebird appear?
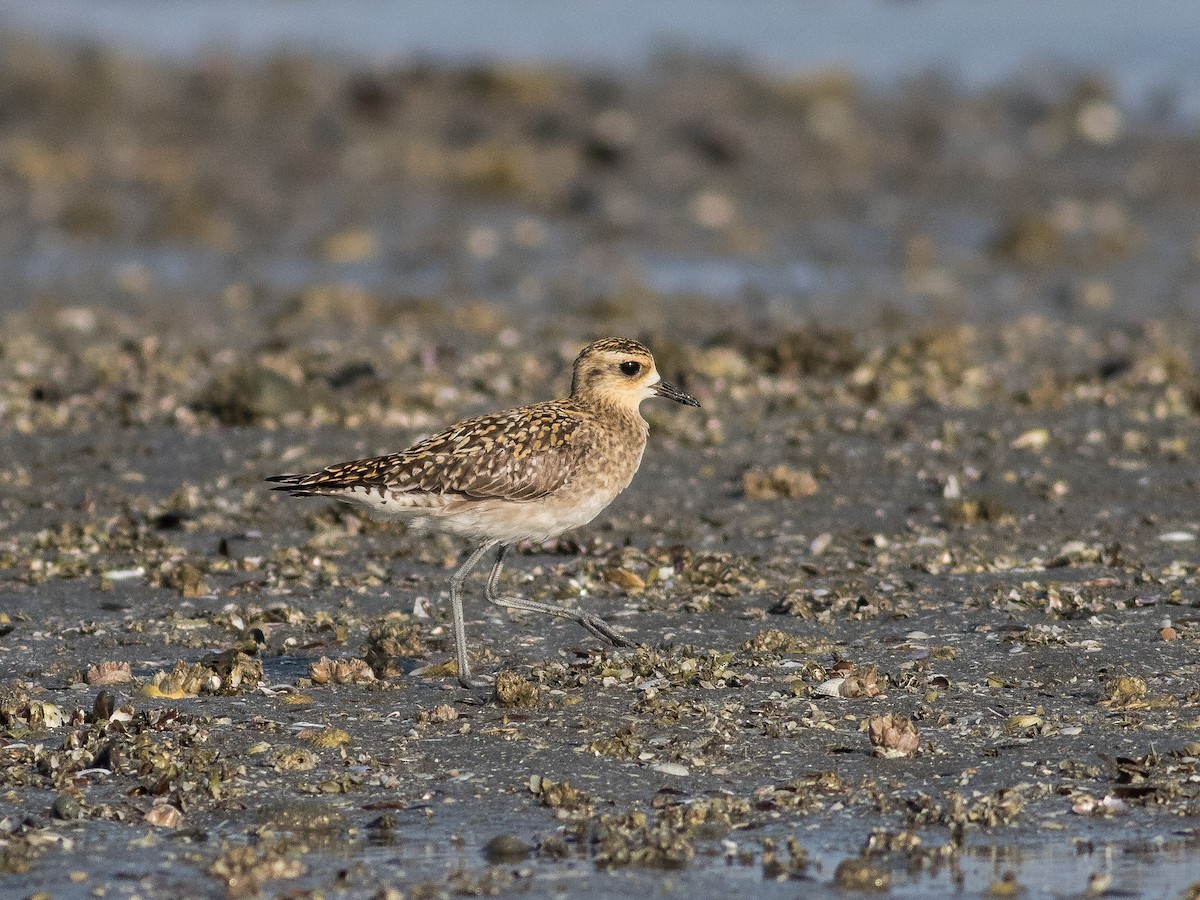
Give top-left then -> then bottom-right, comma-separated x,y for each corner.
267,338 -> 700,687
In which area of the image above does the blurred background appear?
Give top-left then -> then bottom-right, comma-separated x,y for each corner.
4,0 -> 1200,103
0,0 -> 1199,427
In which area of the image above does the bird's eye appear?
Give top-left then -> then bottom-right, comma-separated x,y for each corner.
619,360 -> 642,376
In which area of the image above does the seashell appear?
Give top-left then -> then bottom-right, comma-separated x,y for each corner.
35,702 -> 64,729
815,678 -> 846,698
103,568 -> 144,581
145,803 -> 182,828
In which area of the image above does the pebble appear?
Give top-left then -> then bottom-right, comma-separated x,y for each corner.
652,762 -> 690,777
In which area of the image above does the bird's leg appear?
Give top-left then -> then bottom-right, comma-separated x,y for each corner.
485,544 -> 634,648
450,541 -> 497,688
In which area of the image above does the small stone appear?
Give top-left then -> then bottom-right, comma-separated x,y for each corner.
482,833 -> 532,863
51,794 -> 83,821
167,563 -> 210,599
91,690 -> 114,723
310,727 -> 351,749
984,870 -> 1025,896
742,465 -> 818,500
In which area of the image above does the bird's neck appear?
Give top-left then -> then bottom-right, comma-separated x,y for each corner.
571,393 -> 647,426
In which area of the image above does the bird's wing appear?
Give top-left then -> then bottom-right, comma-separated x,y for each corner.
268,402 -> 585,502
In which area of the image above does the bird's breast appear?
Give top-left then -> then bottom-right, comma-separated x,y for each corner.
569,411 -> 649,499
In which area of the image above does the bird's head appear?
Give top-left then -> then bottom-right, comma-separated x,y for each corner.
570,338 -> 700,412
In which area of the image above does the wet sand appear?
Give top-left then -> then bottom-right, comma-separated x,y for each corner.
3,36 -> 1200,899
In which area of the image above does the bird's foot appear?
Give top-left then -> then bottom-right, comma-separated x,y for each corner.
486,591 -> 634,649
457,671 -> 495,690
579,613 -> 634,648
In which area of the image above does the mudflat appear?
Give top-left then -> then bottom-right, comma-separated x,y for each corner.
2,36 -> 1200,899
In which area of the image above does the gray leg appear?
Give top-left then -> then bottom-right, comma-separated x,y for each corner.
485,544 -> 634,648
450,541 -> 497,688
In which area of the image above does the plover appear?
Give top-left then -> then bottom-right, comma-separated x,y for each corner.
267,338 -> 700,687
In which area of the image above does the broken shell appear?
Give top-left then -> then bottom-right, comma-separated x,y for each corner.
1011,428 -> 1050,450
145,803 -> 182,828
270,748 -> 318,771
652,762 -> 690,777
86,661 -> 132,686
605,567 -> 646,591
1104,675 -> 1147,706
1158,531 -> 1196,542
103,567 -> 145,581
1007,714 -> 1044,732
34,701 -> 65,729
815,678 -> 846,697
867,714 -> 920,758
309,656 -> 376,685
1072,795 -> 1126,816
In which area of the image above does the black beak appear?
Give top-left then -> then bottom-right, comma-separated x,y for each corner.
654,380 -> 701,407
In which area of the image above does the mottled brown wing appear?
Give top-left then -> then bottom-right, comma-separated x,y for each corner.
269,402 -> 584,502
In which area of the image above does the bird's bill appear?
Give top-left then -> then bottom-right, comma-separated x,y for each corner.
654,380 -> 701,407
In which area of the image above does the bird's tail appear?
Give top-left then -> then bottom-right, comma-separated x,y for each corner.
265,473 -> 324,497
